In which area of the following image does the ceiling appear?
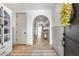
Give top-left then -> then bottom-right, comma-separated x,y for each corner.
3,3 -> 56,12
34,15 -> 49,27
34,15 -> 48,22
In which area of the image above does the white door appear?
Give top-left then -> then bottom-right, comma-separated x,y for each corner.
16,13 -> 26,44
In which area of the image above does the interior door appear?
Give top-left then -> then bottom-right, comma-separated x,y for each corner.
64,25 -> 79,56
16,13 -> 26,44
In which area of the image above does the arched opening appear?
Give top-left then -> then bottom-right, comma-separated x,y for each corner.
33,15 -> 50,48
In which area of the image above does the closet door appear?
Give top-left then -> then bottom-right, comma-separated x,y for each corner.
16,13 -> 26,44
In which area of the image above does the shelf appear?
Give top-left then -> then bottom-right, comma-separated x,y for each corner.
0,28 -> 1,34
4,19 -> 10,26
0,4 -> 12,56
0,16 -> 3,18
4,26 -> 9,29
0,37 -> 1,44
4,35 -> 10,42
0,34 -> 2,36
4,34 -> 9,36
4,17 -> 10,19
4,19 -> 9,20
4,28 -> 9,34
0,26 -> 1,27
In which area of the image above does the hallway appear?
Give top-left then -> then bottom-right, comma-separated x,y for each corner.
9,38 -> 57,56
0,3 -> 77,56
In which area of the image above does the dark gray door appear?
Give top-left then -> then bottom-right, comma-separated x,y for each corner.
64,25 -> 79,56
64,3 -> 79,56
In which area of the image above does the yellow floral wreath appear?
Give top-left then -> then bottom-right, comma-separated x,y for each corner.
60,3 -> 72,26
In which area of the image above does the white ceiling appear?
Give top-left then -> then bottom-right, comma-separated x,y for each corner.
34,15 -> 48,22
34,15 -> 49,27
3,3 -> 56,12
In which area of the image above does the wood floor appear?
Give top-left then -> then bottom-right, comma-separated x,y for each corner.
9,38 -> 57,56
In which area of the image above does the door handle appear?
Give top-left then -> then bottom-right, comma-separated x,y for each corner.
63,33 -> 65,36
24,32 -> 26,34
62,38 -> 65,46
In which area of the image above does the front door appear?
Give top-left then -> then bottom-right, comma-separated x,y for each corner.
64,25 -> 79,56
16,13 -> 26,44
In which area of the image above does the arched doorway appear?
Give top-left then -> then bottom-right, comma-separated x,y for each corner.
33,15 -> 50,48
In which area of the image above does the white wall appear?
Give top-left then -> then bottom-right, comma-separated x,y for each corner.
52,4 -> 64,56
26,10 -> 53,45
52,26 -> 64,56
12,11 -> 16,45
